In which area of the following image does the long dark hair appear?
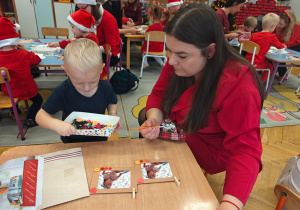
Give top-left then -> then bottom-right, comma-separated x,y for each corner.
225,0 -> 246,7
163,3 -> 263,134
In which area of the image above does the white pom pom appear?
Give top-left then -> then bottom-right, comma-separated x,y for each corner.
14,23 -> 21,32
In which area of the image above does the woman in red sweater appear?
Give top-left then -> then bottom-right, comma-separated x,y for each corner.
124,0 -> 142,26
139,4 -> 264,209
141,4 -> 164,69
275,10 -> 300,80
75,0 -> 121,78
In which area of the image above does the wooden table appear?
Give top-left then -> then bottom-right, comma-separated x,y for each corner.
20,38 -> 65,73
124,34 -> 145,70
0,139 -> 219,210
265,49 -> 300,99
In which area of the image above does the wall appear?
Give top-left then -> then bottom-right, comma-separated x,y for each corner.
290,0 -> 300,21
235,0 -> 290,26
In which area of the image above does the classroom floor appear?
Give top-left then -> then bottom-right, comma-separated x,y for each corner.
1,47 -> 300,209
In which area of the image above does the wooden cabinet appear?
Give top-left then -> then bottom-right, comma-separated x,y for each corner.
12,0 -> 54,38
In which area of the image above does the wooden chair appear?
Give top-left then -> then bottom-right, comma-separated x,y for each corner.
140,31 -> 167,79
274,184 -> 300,210
239,40 -> 271,91
0,68 -> 29,140
41,27 -> 69,76
41,27 -> 69,39
105,44 -> 112,82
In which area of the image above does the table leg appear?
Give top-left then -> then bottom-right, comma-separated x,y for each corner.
265,61 -> 279,99
126,38 -> 130,70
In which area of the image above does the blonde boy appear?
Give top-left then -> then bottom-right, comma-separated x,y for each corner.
36,38 -> 120,143
238,16 -> 257,42
245,13 -> 286,82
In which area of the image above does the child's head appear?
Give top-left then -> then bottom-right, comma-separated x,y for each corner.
147,170 -> 156,179
0,17 -> 20,48
149,4 -> 162,22
63,38 -> 103,97
161,9 -> 170,23
67,9 -> 96,37
262,13 -> 279,32
243,16 -> 257,32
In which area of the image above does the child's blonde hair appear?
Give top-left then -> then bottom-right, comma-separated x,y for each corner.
262,13 -> 279,29
244,16 -> 257,28
63,38 -> 102,73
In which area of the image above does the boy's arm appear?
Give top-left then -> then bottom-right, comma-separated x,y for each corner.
107,104 -> 121,132
271,34 -> 285,49
36,108 -> 76,136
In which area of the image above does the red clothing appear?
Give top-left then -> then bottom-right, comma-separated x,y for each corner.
275,24 -> 300,48
0,49 -> 41,99
161,20 -> 169,28
146,59 -> 262,204
124,2 -> 142,25
245,32 -> 285,66
141,23 -> 164,53
122,17 -> 130,25
97,9 -> 121,56
238,28 -> 251,43
216,8 -> 229,34
58,33 -> 99,49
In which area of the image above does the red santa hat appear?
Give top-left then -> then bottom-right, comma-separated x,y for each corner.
74,0 -> 96,5
67,9 -> 96,33
167,0 -> 183,8
0,17 -> 20,48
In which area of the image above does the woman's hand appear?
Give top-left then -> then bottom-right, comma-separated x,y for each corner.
139,118 -> 161,139
129,28 -> 139,35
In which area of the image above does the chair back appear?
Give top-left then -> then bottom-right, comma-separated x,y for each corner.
0,67 -> 11,84
105,44 -> 112,82
41,27 -> 69,39
274,184 -> 300,210
145,31 -> 166,55
239,40 -> 260,65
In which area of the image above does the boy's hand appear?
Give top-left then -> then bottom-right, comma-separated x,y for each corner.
53,121 -> 76,136
48,42 -> 59,47
139,119 -> 160,140
113,120 -> 121,133
283,44 -> 287,48
16,44 -> 28,51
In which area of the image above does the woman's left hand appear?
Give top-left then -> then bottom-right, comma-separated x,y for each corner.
139,119 -> 160,139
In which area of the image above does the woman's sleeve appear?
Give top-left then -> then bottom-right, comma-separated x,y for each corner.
286,25 -> 300,48
101,15 -> 119,53
146,59 -> 174,112
135,4 -> 143,25
217,67 -> 263,204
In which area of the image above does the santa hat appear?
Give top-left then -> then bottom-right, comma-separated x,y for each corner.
0,17 -> 20,48
167,0 -> 183,8
74,0 -> 96,5
67,9 -> 96,33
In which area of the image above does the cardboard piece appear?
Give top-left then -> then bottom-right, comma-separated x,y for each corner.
135,158 -> 180,184
38,148 -> 89,209
19,39 -> 33,43
64,111 -> 120,137
90,167 -> 137,194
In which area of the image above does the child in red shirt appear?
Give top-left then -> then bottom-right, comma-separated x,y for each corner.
0,17 -> 43,127
238,16 -> 257,43
141,4 -> 164,69
48,9 -> 99,48
161,8 -> 170,28
245,13 -> 286,82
